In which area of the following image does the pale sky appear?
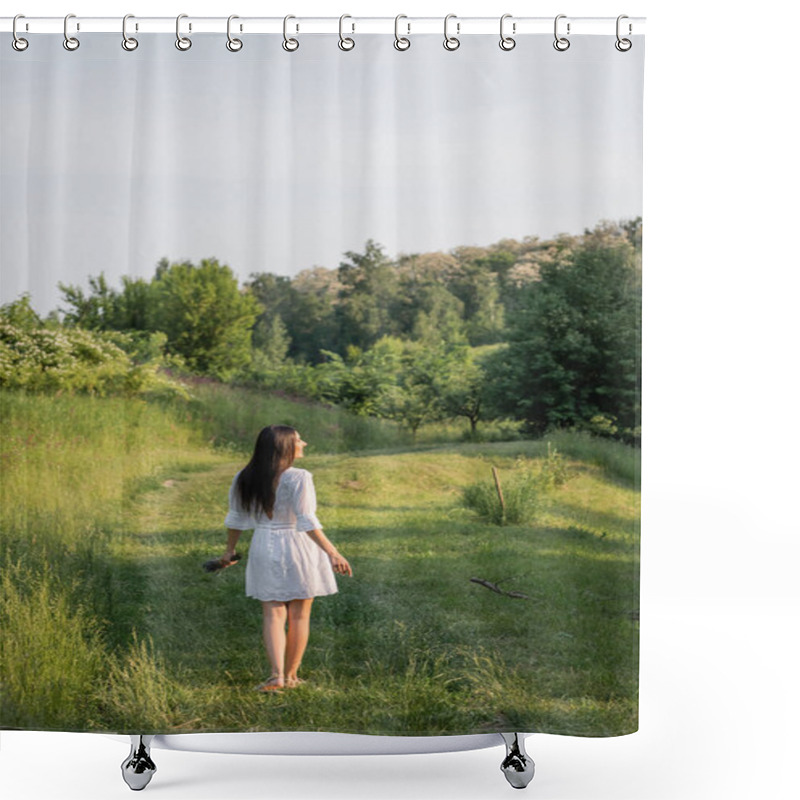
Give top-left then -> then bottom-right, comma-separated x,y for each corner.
1,33 -> 643,314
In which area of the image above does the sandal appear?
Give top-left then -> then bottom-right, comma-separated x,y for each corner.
255,676 -> 284,692
286,677 -> 307,689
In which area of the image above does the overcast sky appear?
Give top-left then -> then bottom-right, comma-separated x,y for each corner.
1,33 -> 643,314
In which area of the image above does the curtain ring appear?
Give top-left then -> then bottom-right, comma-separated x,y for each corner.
499,14 -> 515,51
122,14 -> 139,51
12,15 -> 29,51
394,14 -> 410,51
282,15 -> 299,51
63,13 -> 80,51
615,15 -> 632,51
553,14 -> 570,51
338,14 -> 355,51
226,15 -> 243,52
443,14 -> 460,51
175,14 -> 192,50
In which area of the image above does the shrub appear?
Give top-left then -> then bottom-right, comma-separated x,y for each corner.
461,447 -> 571,525
462,464 -> 541,525
0,318 -> 184,398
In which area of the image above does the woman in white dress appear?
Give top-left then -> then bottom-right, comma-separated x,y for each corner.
221,425 -> 352,692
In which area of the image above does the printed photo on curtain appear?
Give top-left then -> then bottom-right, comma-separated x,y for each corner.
0,22 -> 643,744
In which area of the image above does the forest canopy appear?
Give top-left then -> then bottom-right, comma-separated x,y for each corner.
2,219 -> 642,443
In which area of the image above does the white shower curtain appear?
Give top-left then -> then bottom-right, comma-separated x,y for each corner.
1,19 -> 643,744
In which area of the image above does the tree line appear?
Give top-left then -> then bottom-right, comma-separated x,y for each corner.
5,218 -> 641,442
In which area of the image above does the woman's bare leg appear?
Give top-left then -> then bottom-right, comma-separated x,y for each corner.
285,598 -> 314,684
261,601 -> 288,685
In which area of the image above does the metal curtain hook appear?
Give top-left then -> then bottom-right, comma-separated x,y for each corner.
122,14 -> 138,51
443,13 -> 460,51
12,14 -> 29,51
615,14 -> 632,51
339,14 -> 355,51
554,14 -> 571,51
282,15 -> 299,51
499,14 -> 515,51
176,13 -> 192,50
394,14 -> 410,51
226,15 -> 243,51
63,13 -> 80,51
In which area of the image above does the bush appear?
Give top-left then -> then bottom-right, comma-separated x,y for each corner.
0,317 -> 184,399
462,463 -> 542,525
461,447 -> 571,525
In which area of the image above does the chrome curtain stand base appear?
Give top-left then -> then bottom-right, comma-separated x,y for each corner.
500,732 -> 536,789
121,735 -> 156,791
120,732 -> 535,790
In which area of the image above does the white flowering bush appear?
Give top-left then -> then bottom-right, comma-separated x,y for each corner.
0,320 -> 184,398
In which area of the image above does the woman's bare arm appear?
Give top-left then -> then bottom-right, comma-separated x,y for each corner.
223,528 -> 241,561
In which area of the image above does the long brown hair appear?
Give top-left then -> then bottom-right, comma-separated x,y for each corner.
236,425 -> 297,517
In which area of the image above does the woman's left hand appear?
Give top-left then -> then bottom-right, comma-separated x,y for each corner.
330,552 -> 353,577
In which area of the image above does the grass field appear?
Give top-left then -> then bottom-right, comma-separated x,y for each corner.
0,389 -> 639,737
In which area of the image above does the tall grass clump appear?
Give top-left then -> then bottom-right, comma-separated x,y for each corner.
461,462 -> 542,525
0,562 -> 107,729
538,442 -> 570,488
102,633 -> 189,731
461,446 -> 570,525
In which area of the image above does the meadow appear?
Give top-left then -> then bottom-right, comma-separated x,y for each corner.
0,388 -> 639,737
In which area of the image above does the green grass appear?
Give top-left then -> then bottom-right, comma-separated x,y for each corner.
0,389 -> 639,736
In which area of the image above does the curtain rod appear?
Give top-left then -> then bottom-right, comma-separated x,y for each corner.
1,16 -> 646,37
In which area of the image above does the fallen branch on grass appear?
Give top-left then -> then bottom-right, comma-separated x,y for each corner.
470,578 -> 529,600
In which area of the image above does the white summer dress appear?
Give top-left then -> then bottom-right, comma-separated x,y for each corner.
224,467 -> 338,602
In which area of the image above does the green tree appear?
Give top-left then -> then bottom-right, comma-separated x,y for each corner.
336,240 -> 401,351
491,236 -> 641,440
58,273 -> 117,330
111,276 -> 155,331
437,345 -> 490,436
253,315 -> 291,367
379,339 -> 448,440
0,294 -> 41,330
248,271 -> 336,364
58,273 -> 155,333
445,259 -> 506,345
399,278 -> 466,343
152,258 -> 259,380
620,216 -> 643,251
315,338 -> 402,416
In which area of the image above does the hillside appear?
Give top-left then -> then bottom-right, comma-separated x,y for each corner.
0,390 -> 639,736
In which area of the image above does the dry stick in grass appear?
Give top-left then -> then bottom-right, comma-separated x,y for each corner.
470,578 -> 503,594
491,466 -> 506,521
470,578 -> 530,600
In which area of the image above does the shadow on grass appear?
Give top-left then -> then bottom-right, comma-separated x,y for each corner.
546,501 -> 640,536
532,524 -> 635,555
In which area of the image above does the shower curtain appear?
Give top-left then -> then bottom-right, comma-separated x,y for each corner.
0,21 -> 643,740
